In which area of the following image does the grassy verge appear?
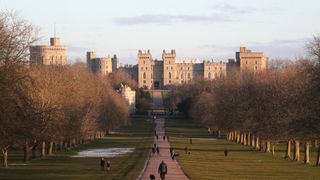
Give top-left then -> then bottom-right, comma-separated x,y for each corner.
166,119 -> 320,180
0,118 -> 153,180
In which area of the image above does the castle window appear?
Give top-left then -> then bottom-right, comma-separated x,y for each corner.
255,66 -> 258,70
171,66 -> 173,70
246,61 -> 248,64
143,80 -> 146,83
151,73 -> 153,78
181,73 -> 183,79
166,66 -> 168,70
188,67 -> 190,70
188,73 -> 190,79
181,67 -> 183,70
255,61 -> 258,64
169,72 -> 172,79
144,61 -> 146,64
143,72 -> 146,79
208,72 -> 211,79
141,67 -> 143,70
169,61 -> 171,64
169,80 -> 172,83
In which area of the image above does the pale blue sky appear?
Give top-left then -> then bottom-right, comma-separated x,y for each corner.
1,0 -> 319,64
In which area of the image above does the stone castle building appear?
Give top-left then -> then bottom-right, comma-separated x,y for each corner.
85,47 -> 267,89
119,84 -> 136,113
30,37 -> 67,65
137,47 -> 267,89
236,47 -> 268,73
86,52 -> 118,76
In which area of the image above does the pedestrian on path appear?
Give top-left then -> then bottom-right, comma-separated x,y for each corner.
106,160 -> 111,170
184,146 -> 188,154
156,135 -> 159,140
149,174 -> 155,180
171,150 -> 175,160
156,146 -> 160,154
169,147 -> 173,156
158,160 -> 168,180
224,149 -> 228,157
163,136 -> 166,141
167,135 -> 169,141
152,147 -> 156,155
189,138 -> 192,144
100,158 -> 105,171
154,143 -> 157,148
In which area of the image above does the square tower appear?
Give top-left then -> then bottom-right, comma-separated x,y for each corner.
162,49 -> 176,86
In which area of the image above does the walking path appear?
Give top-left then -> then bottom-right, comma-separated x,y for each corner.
140,119 -> 189,180
140,90 -> 189,180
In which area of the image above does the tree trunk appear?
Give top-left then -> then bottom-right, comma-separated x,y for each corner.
218,130 -> 221,138
48,141 -> 53,156
255,136 -> 260,150
243,133 -> 247,145
247,133 -> 251,146
265,141 -> 271,153
236,131 -> 240,143
41,141 -> 46,159
285,140 -> 291,159
1,148 -> 8,168
294,140 -> 300,161
304,141 -> 310,164
32,144 -> 38,159
23,141 -> 30,162
251,135 -> 255,148
272,143 -> 275,156
59,141 -> 63,151
240,133 -> 243,144
316,145 -> 320,166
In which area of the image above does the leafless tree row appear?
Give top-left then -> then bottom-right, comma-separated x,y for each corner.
0,12 -> 130,167
166,36 -> 320,166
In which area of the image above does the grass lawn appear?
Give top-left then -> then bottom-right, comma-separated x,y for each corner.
166,119 -> 320,180
0,118 -> 154,180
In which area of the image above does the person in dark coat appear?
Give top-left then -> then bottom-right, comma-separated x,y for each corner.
169,147 -> 173,156
156,146 -> 160,154
152,147 -> 156,155
100,158 -> 105,170
106,160 -> 111,170
224,149 -> 228,157
149,174 -> 155,180
158,160 -> 168,180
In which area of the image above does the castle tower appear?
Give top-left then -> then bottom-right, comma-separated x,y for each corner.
162,49 -> 176,86
86,51 -> 96,71
112,54 -> 119,72
138,50 -> 153,89
236,47 -> 268,73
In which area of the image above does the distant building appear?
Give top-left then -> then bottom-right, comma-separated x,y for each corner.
119,84 -> 136,113
86,52 -> 118,76
30,37 -> 67,65
236,47 -> 268,73
137,49 -> 228,89
136,47 -> 268,89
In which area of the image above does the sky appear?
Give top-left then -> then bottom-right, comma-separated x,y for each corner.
1,0 -> 320,64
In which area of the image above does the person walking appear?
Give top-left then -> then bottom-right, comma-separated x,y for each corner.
156,146 -> 160,154
100,158 -> 105,171
171,150 -> 175,160
163,136 -> 166,141
169,147 -> 173,157
158,160 -> 167,180
106,160 -> 111,170
152,147 -> 156,156
184,146 -> 188,154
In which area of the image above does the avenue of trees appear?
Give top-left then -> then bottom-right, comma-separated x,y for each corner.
166,36 -> 320,166
0,12 -> 130,167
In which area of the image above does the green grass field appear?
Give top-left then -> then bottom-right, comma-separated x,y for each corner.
166,119 -> 320,180
0,118 -> 154,180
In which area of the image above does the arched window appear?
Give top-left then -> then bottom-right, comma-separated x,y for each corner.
143,72 -> 146,79
208,72 -> 211,79
169,72 -> 172,79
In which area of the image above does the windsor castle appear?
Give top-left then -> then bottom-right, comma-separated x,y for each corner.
30,37 -> 268,89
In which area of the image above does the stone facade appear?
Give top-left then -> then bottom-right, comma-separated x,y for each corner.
137,47 -> 267,89
236,47 -> 268,73
30,37 -> 67,65
119,84 -> 136,113
87,52 -> 118,76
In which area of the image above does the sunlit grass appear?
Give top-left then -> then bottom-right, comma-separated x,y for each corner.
166,119 -> 320,180
0,118 -> 153,180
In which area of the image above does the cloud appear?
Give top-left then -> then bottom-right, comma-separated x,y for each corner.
113,14 -> 233,25
113,3 -> 268,26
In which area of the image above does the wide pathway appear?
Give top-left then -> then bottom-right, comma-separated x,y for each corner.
141,118 -> 189,180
